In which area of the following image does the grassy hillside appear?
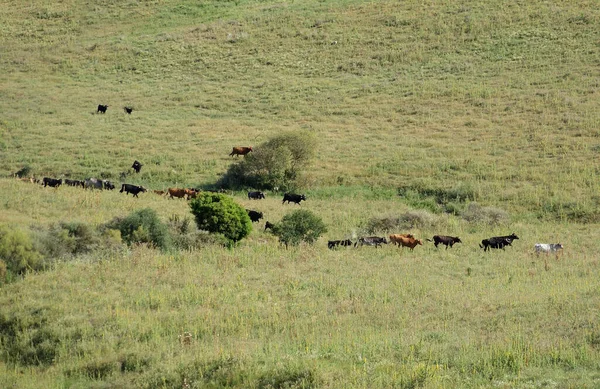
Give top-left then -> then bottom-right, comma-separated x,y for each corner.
2,0 -> 600,387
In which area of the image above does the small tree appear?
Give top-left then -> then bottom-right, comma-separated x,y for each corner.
189,193 -> 252,244
219,131 -> 317,191
0,225 -> 42,276
272,210 -> 327,248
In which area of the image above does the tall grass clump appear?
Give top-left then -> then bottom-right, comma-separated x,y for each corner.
219,132 -> 317,191
363,210 -> 438,233
104,208 -> 171,250
461,202 -> 509,226
189,192 -> 252,244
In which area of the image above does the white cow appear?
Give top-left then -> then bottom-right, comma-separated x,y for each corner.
534,243 -> 564,255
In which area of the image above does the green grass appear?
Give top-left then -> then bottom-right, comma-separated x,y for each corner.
2,0 -> 600,387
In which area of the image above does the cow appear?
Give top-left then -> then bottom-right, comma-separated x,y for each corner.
534,243 -> 564,255
64,178 -> 84,188
427,235 -> 462,249
124,106 -> 133,114
42,177 -> 62,188
264,221 -> 275,231
84,178 -> 104,190
480,233 -> 519,251
168,188 -> 187,199
388,234 -> 415,245
97,104 -> 108,113
246,210 -> 263,223
248,191 -> 266,200
391,235 -> 423,250
355,236 -> 388,248
131,160 -> 143,173
120,184 -> 147,198
282,193 -> 306,205
229,146 -> 252,157
328,239 -> 353,249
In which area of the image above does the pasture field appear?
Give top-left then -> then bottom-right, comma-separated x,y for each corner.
1,0 -> 600,387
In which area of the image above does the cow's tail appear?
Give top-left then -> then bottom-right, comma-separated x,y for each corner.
426,238 -> 433,242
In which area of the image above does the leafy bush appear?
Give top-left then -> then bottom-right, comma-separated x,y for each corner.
35,222 -> 101,259
271,210 -> 327,248
105,208 -> 171,250
189,193 -> 252,244
461,203 -> 509,226
0,225 -> 43,277
219,131 -> 317,191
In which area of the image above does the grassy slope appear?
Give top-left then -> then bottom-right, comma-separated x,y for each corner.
1,0 -> 600,387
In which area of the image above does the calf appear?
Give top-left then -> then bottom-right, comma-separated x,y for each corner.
64,178 -> 84,188
282,193 -> 306,205
103,180 -> 115,190
480,233 -> 519,251
264,221 -> 275,231
120,183 -> 147,198
248,191 -> 266,200
131,160 -> 143,173
355,236 -> 388,248
97,104 -> 108,113
246,210 -> 263,223
534,243 -> 564,255
124,106 -> 134,114
42,177 -> 62,188
229,146 -> 252,157
328,239 -> 353,249
428,235 -> 462,249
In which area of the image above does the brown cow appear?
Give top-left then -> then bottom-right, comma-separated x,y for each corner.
153,190 -> 166,196
388,234 -> 415,246
391,235 -> 423,250
168,188 -> 187,199
229,146 -> 252,157
185,188 -> 199,200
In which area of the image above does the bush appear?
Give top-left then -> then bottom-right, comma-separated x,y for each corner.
272,210 -> 327,248
461,203 -> 509,226
105,209 -> 171,250
168,215 -> 229,249
363,211 -> 438,233
189,193 -> 252,244
36,222 -> 101,259
219,131 -> 317,191
0,225 -> 43,276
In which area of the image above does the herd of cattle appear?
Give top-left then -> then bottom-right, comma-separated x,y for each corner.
18,153 -> 564,256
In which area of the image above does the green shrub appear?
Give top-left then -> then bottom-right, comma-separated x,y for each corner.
272,210 -> 327,248
219,131 -> 317,191
189,193 -> 252,244
0,225 -> 43,276
36,222 -> 102,259
105,209 -> 171,250
363,211 -> 438,233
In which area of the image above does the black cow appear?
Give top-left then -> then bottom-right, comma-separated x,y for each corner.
246,210 -> 263,223
131,160 -> 143,174
427,235 -> 462,249
97,104 -> 108,113
480,233 -> 519,251
103,180 -> 115,190
42,177 -> 62,188
264,221 -> 275,231
120,184 -> 147,198
282,193 -> 306,205
328,239 -> 353,249
248,191 -> 265,200
65,178 -> 84,188
355,236 -> 388,248
124,106 -> 133,114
